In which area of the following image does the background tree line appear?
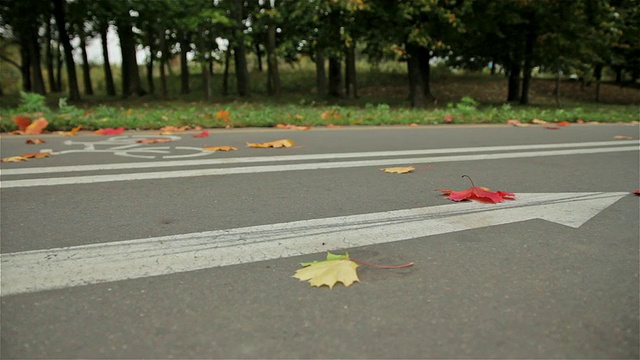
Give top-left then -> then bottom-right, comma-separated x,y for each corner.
0,0 -> 638,106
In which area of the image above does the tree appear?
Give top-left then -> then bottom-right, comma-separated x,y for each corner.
232,0 -> 251,97
52,0 -> 81,100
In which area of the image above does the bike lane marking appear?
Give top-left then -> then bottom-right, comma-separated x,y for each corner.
0,192 -> 628,296
0,145 -> 637,188
2,140 -> 637,176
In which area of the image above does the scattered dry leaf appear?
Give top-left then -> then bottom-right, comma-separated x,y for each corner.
26,139 -> 46,144
634,190 -> 640,196
56,125 -> 82,136
247,139 -> 295,148
381,166 -> 416,174
531,118 -> 547,125
95,127 -> 125,135
25,117 -> 48,135
193,130 -> 210,138
1,156 -> 28,162
614,135 -> 633,140
293,252 -> 359,289
275,124 -> 311,130
13,115 -> 31,131
507,119 -> 528,127
437,175 -> 515,203
203,145 -> 238,152
160,126 -> 190,132
215,110 -> 231,122
556,121 -> 570,126
22,152 -> 51,159
136,138 -> 173,144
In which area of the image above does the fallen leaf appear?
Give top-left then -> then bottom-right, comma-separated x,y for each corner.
160,125 -> 190,132
326,124 -> 342,128
321,109 -> 342,121
576,119 -> 584,124
56,125 -> 82,136
136,138 -> 172,144
95,127 -> 125,135
556,121 -> 570,126
614,135 -> 633,140
633,190 -> 640,196
507,119 -> 528,127
26,139 -> 46,144
544,126 -> 560,130
247,139 -> 295,148
293,252 -> 359,289
215,110 -> 231,122
437,175 -> 515,203
275,124 -> 311,130
381,166 -> 416,174
22,152 -> 51,159
443,114 -> 454,123
193,130 -> 210,138
13,115 -> 31,131
1,156 -> 28,162
24,117 -> 48,135
531,118 -> 547,125
203,145 -> 238,152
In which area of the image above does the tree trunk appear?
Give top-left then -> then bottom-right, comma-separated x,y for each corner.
99,24 -> 116,96
28,27 -> 46,95
179,33 -> 190,95
52,0 -> 80,100
406,42 -> 425,107
519,29 -> 536,105
159,34 -> 168,96
19,40 -> 32,92
55,43 -> 63,92
146,30 -> 155,95
255,42 -> 263,72
417,46 -> 434,101
233,0 -> 250,97
553,67 -> 561,107
79,36 -> 94,95
594,63 -> 603,102
315,48 -> 326,96
222,49 -> 231,96
202,62 -> 211,100
117,15 -> 145,97
507,60 -> 521,102
45,20 -> 58,92
266,23 -> 280,96
344,42 -> 357,99
328,56 -> 342,97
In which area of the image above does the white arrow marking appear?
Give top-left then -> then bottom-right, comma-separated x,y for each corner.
0,192 -> 627,296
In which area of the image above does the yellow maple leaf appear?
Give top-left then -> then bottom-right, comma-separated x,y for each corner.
381,166 -> 415,174
246,139 -> 295,148
1,156 -> 29,162
203,145 -> 238,152
293,252 -> 359,289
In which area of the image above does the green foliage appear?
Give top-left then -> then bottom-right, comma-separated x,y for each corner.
16,92 -> 49,113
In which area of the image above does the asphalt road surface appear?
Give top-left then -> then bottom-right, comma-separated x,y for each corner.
1,124 -> 639,359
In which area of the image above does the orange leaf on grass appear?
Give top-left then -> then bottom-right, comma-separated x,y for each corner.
437,175 -> 515,203
136,138 -> 172,144
13,115 -> 31,131
193,130 -> 210,138
26,138 -> 46,144
95,127 -> 125,135
215,110 -> 231,122
24,117 -> 48,135
203,145 -> 238,152
247,139 -> 295,148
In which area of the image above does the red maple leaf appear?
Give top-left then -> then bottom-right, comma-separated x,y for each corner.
193,130 -> 210,138
437,175 -> 515,203
94,127 -> 125,135
633,189 -> 640,196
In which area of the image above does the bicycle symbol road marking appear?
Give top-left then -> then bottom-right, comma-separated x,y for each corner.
43,135 -> 217,159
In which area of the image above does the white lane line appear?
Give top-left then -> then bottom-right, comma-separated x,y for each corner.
0,192 -> 627,296
0,146 -> 637,188
1,140 -> 637,176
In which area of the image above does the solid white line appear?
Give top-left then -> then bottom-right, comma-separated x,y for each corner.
1,140 -> 637,176
0,145 -> 637,188
0,192 -> 628,295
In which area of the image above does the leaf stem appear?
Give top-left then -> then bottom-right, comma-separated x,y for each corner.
462,174 -> 476,187
349,257 -> 414,269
